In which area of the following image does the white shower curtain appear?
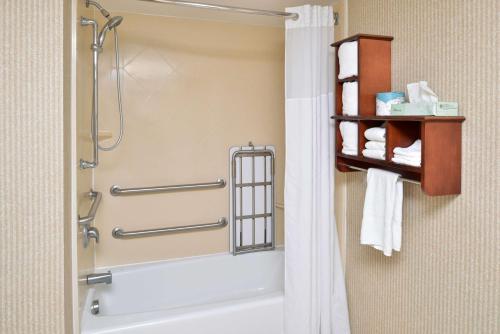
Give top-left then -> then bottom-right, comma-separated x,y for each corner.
284,5 -> 350,334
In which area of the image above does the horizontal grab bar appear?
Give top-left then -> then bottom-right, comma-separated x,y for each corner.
78,191 -> 102,226
110,178 -> 226,196
112,217 -> 228,239
339,163 -> 421,185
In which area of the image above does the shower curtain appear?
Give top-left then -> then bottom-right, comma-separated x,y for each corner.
284,5 -> 350,334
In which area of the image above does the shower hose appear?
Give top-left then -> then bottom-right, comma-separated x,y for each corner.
98,27 -> 124,151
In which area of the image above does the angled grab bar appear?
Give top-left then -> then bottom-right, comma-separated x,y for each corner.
110,178 -> 226,196
78,191 -> 102,226
112,217 -> 228,239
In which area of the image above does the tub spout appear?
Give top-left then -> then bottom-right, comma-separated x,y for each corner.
87,271 -> 112,285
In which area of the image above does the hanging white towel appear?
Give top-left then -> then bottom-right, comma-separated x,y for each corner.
361,168 -> 403,256
342,82 -> 358,115
364,127 -> 386,142
362,148 -> 385,160
365,141 -> 386,150
339,121 -> 358,155
338,41 -> 358,79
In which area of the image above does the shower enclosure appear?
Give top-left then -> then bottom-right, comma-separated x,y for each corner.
74,0 -> 291,333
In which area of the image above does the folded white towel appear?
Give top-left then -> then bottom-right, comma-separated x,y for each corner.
364,127 -> 386,142
365,141 -> 385,150
393,140 -> 421,158
362,149 -> 385,160
338,41 -> 358,79
342,82 -> 358,116
392,155 -> 421,167
361,168 -> 403,256
339,121 -> 358,154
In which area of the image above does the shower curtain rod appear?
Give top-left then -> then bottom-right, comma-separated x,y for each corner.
139,0 -> 300,20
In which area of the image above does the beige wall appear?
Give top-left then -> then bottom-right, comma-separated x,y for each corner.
75,0 -> 96,325
0,1 -> 67,333
345,1 -> 499,333
94,14 -> 285,267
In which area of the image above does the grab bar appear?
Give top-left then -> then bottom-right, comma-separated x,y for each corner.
112,217 -> 227,239
110,178 -> 226,196
339,163 -> 421,185
78,191 -> 102,225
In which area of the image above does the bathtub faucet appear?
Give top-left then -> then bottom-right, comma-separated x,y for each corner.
86,271 -> 112,285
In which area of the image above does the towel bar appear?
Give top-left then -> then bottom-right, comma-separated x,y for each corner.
112,218 -> 227,239
339,164 -> 421,185
110,178 -> 226,196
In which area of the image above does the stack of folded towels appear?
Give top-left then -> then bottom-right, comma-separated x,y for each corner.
339,121 -> 358,155
392,140 -> 421,167
362,127 -> 386,160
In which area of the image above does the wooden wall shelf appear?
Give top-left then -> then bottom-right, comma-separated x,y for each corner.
332,35 -> 465,196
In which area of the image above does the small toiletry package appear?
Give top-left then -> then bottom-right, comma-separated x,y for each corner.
376,92 -> 405,116
390,102 -> 459,116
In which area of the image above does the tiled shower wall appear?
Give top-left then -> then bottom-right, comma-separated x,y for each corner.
344,1 -> 499,333
93,13 -> 286,267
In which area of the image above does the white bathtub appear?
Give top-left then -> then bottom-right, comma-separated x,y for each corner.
81,250 -> 284,334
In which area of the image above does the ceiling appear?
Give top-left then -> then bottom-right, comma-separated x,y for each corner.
100,0 -> 337,26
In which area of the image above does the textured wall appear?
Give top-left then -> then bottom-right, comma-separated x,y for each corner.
0,1 -> 66,333
93,13 -> 285,267
345,1 -> 499,333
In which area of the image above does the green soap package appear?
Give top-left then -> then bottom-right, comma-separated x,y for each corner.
390,102 -> 459,116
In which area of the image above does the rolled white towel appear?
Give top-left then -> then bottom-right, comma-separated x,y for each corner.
392,155 -> 421,167
393,140 -> 421,158
338,41 -> 358,79
362,149 -> 385,160
342,82 -> 358,116
365,141 -> 385,150
364,127 -> 386,142
339,121 -> 358,155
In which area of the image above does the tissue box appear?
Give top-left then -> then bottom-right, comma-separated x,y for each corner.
390,102 -> 459,116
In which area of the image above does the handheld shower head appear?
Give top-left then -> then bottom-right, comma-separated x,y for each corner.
98,16 -> 123,48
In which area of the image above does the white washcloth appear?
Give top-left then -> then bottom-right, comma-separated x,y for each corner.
392,155 -> 421,167
362,149 -> 385,160
365,141 -> 385,150
364,127 -> 386,142
338,41 -> 358,79
339,121 -> 358,155
342,82 -> 358,116
361,168 -> 403,256
393,140 -> 421,158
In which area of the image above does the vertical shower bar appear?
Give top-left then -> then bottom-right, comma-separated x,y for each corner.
80,17 -> 99,169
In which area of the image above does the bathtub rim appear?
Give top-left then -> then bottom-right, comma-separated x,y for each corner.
94,246 -> 284,273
